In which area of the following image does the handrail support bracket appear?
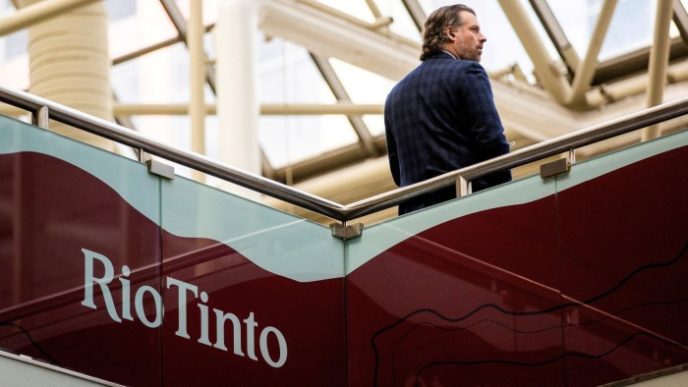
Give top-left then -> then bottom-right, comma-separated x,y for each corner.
456,175 -> 472,197
540,150 -> 575,179
146,158 -> 175,180
330,222 -> 364,240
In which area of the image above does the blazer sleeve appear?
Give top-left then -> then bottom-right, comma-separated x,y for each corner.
459,62 -> 510,161
384,104 -> 401,186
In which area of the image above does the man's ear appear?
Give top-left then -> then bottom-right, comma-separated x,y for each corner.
444,26 -> 457,42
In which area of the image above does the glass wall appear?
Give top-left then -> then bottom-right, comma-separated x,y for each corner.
1,113 -> 686,385
0,114 -> 346,386
346,129 -> 688,385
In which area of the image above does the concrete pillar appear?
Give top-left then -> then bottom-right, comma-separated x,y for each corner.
215,0 -> 262,197
18,0 -> 114,151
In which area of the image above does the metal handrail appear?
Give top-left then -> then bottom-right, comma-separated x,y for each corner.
1,86 -> 687,222
342,97 -> 688,219
0,87 -> 346,220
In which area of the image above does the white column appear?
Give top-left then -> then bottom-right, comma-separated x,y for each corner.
215,0 -> 262,198
18,0 -> 114,152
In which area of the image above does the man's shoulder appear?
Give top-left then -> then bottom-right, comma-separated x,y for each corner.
420,58 -> 487,78
460,60 -> 488,73
389,60 -> 488,97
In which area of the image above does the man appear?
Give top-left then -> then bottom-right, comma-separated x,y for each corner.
385,4 -> 511,215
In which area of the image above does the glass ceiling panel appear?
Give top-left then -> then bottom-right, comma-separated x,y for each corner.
258,37 -> 336,104
363,115 -> 385,136
0,1 -> 30,90
112,42 -> 190,103
131,115 -> 192,151
0,29 -> 29,90
0,0 -> 11,12
548,0 -> 655,61
257,36 -> 357,168
107,0 -> 177,60
328,58 -> 394,103
259,115 -> 359,168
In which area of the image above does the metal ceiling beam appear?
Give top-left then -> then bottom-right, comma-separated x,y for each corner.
112,23 -> 215,66
593,38 -> 688,85
158,0 -> 188,43
296,0 -> 394,33
675,0 -> 688,45
113,36 -> 178,66
0,0 -> 99,36
364,0 -> 382,19
401,0 -> 426,32
569,0 -> 618,106
497,0 -> 572,105
528,0 -> 580,78
310,53 -> 380,157
498,0 -> 657,109
158,0 -> 217,93
261,0 -> 419,80
363,0 -> 394,32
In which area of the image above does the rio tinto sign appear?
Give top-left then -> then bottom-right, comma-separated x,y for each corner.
80,248 -> 288,368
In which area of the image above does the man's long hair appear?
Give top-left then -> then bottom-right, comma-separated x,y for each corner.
420,4 -> 475,61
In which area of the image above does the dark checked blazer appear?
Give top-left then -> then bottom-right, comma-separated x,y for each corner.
385,51 -> 511,215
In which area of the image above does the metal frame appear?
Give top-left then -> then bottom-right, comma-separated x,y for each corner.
568,0 -> 618,106
528,0 -> 579,78
1,86 -> 686,223
593,38 -> 688,85
111,23 -> 215,66
675,0 -> 688,45
401,0 -> 427,32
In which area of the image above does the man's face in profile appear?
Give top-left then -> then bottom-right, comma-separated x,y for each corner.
451,11 -> 487,62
